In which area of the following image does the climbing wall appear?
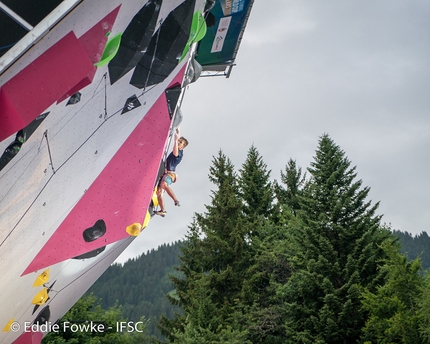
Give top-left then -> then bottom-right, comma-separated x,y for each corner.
0,0 -> 207,342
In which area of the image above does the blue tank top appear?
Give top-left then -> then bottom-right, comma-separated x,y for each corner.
166,150 -> 183,171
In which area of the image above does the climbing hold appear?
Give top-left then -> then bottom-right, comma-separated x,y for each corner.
95,32 -> 122,67
33,269 -> 50,287
126,223 -> 142,236
32,288 -> 49,305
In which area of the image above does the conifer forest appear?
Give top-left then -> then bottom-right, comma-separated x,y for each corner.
43,134 -> 430,344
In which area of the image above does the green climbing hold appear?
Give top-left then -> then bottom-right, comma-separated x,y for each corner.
95,32 -> 122,67
180,11 -> 207,61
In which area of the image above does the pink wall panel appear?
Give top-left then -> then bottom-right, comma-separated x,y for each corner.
78,6 -> 121,64
57,6 -> 121,103
56,69 -> 96,104
0,88 -> 25,137
0,32 -> 95,141
12,330 -> 43,344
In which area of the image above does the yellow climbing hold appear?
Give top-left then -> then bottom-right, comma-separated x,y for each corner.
33,269 -> 50,287
32,288 -> 49,305
142,211 -> 151,229
152,188 -> 159,207
2,318 -> 15,332
126,223 -> 142,236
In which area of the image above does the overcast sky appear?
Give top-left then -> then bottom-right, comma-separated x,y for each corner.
115,0 -> 430,263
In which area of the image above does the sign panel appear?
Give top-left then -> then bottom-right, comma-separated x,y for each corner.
219,0 -> 247,16
210,16 -> 232,53
196,0 -> 253,67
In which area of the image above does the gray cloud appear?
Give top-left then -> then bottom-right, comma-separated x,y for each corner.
116,0 -> 430,263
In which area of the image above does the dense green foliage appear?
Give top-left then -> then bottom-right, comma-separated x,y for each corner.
280,134 -> 392,343
238,145 -> 275,221
42,294 -> 149,344
157,134 -> 430,343
86,242 -> 182,338
392,230 -> 430,270
158,150 -> 256,342
361,241 -> 424,343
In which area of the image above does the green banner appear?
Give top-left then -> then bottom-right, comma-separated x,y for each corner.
196,0 -> 253,67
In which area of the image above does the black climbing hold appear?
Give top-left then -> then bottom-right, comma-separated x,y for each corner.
33,306 -> 50,325
82,219 -> 106,242
121,95 -> 142,114
130,0 -> 196,88
73,246 -> 106,259
66,92 -> 81,105
165,85 -> 181,119
108,0 -> 162,85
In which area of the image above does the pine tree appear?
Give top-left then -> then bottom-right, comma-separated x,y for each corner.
361,240 -> 424,344
280,134 -> 392,343
242,228 -> 290,343
237,146 -> 289,343
238,145 -> 274,222
419,273 -> 430,343
158,151 -> 252,342
274,158 -> 307,216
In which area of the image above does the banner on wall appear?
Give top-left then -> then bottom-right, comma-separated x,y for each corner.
196,0 -> 253,72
